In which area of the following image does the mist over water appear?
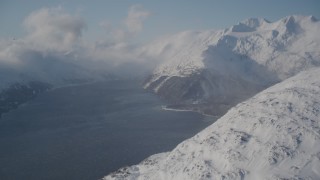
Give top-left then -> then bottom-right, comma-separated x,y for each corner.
0,80 -> 216,180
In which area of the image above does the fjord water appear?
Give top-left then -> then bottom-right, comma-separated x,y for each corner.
0,80 -> 215,180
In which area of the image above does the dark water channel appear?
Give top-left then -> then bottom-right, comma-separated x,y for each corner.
0,80 -> 216,180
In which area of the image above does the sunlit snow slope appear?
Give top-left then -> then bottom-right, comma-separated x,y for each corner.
143,15 -> 320,115
104,67 -> 320,180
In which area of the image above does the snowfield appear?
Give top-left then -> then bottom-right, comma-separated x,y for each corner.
103,67 -> 320,180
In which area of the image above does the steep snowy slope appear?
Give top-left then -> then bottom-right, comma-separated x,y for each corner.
144,15 -> 320,115
103,67 -> 320,180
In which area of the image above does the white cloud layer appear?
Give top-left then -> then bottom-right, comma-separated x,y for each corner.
23,7 -> 86,51
125,5 -> 150,35
0,5 -> 154,88
99,5 -> 150,42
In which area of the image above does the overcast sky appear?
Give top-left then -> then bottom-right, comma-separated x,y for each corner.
1,0 -> 320,43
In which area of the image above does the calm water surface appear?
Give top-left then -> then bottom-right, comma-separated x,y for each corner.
0,80 -> 216,180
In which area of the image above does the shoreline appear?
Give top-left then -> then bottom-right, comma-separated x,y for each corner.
161,105 -> 220,118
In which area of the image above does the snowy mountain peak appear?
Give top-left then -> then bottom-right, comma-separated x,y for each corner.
309,15 -> 318,22
230,18 -> 269,32
228,15 -> 317,34
242,17 -> 270,26
278,15 -> 301,34
145,15 -> 320,79
281,14 -> 318,23
274,15 -> 319,34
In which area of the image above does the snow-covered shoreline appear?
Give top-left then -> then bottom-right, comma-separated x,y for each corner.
161,105 -> 220,118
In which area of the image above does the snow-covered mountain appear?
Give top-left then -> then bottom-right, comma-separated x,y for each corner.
143,15 -> 320,115
103,67 -> 320,180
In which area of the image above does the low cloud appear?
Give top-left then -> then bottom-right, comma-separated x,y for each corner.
23,7 -> 86,52
125,5 -> 150,35
0,5 -> 155,86
99,5 -> 150,42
